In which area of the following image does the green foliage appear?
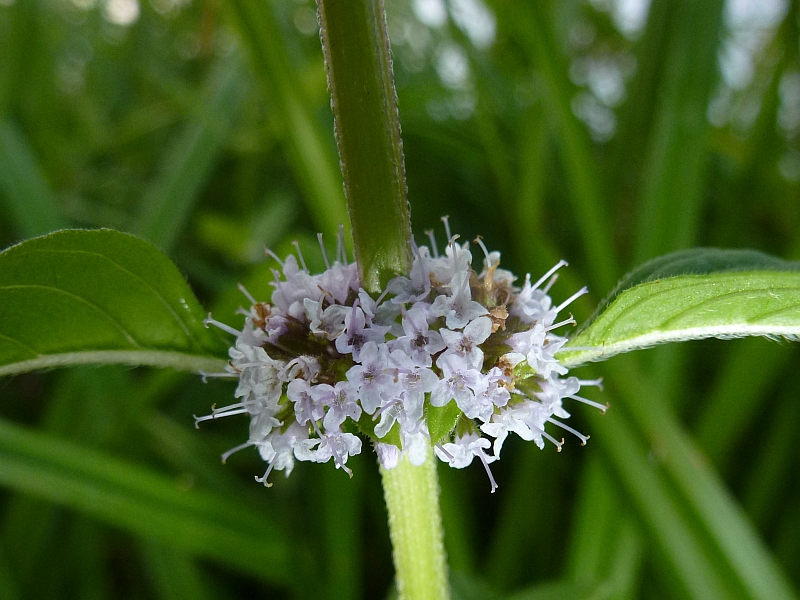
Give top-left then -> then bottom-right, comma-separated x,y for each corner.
1,0 -> 800,598
561,249 -> 800,366
0,230 -> 228,377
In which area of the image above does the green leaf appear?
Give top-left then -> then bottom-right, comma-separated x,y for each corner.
425,400 -> 461,446
0,229 -> 229,377
560,248 -> 800,367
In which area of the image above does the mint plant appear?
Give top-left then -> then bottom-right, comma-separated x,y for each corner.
1,1 -> 799,599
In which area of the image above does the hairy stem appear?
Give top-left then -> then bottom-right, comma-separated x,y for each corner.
381,448 -> 450,600
316,0 -> 412,293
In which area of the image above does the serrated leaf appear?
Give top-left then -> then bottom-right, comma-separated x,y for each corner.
0,229 -> 229,377
560,248 -> 800,368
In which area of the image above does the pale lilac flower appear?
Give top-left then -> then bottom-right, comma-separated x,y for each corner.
198,224 -> 603,490
429,271 -> 488,329
336,305 -> 390,360
345,341 -> 397,413
395,306 -> 445,367
287,378 -> 325,425
313,380 -> 362,431
439,315 -> 492,369
431,353 -> 482,411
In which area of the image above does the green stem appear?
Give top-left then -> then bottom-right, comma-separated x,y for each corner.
381,447 -> 450,600
316,1 -> 447,596
316,0 -> 412,293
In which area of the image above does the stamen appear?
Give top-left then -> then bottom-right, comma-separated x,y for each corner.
578,378 -> 604,391
193,414 -> 209,428
545,317 -> 576,332
436,443 -> 454,461
292,240 -> 308,272
255,462 -> 276,487
237,283 -> 257,306
425,229 -> 440,258
373,399 -> 400,420
270,268 -> 282,287
555,287 -> 588,314
265,248 -> 284,267
441,215 -> 452,241
531,260 -> 568,291
310,419 -> 350,476
534,426 -> 564,451
317,233 -> 331,270
203,314 -> 241,337
568,394 -> 609,413
474,236 -> 491,263
542,273 -> 559,294
221,441 -> 253,463
547,418 -> 589,445
210,407 -> 250,419
198,370 -> 238,383
477,449 -> 499,493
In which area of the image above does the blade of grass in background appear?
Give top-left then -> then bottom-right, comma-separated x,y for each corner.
628,0 -> 725,403
0,121 -> 67,238
632,0 -> 724,265
590,403 -> 739,600
0,544 -> 20,600
491,0 -> 618,293
225,0 -> 348,240
742,382 -> 800,528
438,465 -> 477,576
142,542 -> 215,600
564,459 -> 642,600
71,518 -> 112,600
134,58 -> 246,252
0,417 -> 291,584
607,356 -> 799,600
320,458 -> 363,600
695,339 -> 790,468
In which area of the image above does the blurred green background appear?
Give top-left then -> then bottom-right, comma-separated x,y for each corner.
1,0 -> 800,598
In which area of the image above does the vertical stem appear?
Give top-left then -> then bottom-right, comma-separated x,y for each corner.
316,0 -> 411,293
316,2 -> 448,597
381,447 -> 450,600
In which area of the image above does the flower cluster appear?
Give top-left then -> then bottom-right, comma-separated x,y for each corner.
197,221 -> 605,491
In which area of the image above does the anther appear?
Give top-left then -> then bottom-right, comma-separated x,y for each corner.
547,418 -> 589,445
441,215 -> 452,241
474,236 -> 491,263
